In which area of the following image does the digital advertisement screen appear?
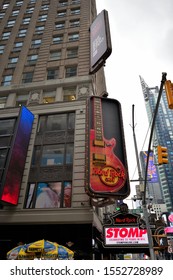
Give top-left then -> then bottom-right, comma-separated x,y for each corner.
0,106 -> 34,205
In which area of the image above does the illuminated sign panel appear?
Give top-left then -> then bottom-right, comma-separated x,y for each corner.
0,106 -> 34,205
86,96 -> 130,199
142,151 -> 158,183
90,10 -> 112,74
104,227 -> 148,246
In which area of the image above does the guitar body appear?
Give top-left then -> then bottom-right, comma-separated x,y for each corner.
90,129 -> 127,193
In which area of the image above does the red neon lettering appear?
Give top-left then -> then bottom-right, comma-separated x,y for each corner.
119,228 -> 128,238
106,228 -> 147,238
106,228 -> 113,238
139,229 -> 147,237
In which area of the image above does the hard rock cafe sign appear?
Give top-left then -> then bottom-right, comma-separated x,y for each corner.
86,96 -> 129,198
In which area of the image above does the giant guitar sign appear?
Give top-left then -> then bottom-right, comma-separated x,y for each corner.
86,96 -> 130,199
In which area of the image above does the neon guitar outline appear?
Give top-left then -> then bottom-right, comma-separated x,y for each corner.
89,97 -> 127,193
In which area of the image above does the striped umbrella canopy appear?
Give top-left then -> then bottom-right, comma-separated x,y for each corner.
7,244 -> 34,260
26,239 -> 56,253
42,243 -> 74,260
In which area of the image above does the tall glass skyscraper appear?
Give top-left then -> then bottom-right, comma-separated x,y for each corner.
140,76 -> 173,212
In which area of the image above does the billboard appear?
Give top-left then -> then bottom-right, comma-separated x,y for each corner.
86,96 -> 130,199
0,106 -> 34,205
90,10 -> 112,74
162,212 -> 173,234
141,151 -> 158,183
104,227 -> 148,246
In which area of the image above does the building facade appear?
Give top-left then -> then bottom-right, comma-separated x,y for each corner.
0,0 -> 107,259
140,76 -> 173,212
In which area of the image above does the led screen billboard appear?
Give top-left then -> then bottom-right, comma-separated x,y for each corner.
141,151 -> 158,183
0,106 -> 34,205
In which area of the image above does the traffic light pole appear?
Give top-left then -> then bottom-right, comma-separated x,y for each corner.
142,72 -> 167,259
143,72 -> 167,203
132,105 -> 156,260
132,72 -> 167,260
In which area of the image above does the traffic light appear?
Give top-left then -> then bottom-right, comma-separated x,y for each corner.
157,145 -> 168,164
165,80 -> 173,109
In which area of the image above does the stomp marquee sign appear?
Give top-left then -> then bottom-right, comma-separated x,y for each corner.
103,211 -> 149,248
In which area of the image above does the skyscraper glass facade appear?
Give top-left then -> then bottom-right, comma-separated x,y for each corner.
140,76 -> 173,211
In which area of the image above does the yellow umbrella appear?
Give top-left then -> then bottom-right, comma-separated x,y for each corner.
26,239 -> 56,253
42,243 -> 74,260
17,248 -> 35,260
7,244 -> 34,260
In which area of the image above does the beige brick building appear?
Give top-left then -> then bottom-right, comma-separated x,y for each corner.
0,0 -> 108,259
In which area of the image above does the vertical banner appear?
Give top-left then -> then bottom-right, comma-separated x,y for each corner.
0,106 -> 34,205
86,96 -> 130,199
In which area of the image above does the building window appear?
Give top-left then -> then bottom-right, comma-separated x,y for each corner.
43,90 -> 56,104
1,75 -> 13,86
55,21 -> 65,29
13,41 -> 23,51
57,10 -> 66,17
18,28 -> 27,37
0,12 -> 5,19
41,144 -> 64,166
38,14 -> 47,22
26,7 -> 34,14
0,97 -> 7,108
67,47 -> 78,58
0,45 -> 5,54
70,8 -> 80,15
26,112 -> 75,210
2,32 -> 11,40
0,149 -> 8,168
22,17 -> 31,24
68,32 -> 79,41
47,69 -> 59,80
0,118 -> 15,135
7,20 -> 16,27
63,87 -> 76,101
16,1 -> 23,6
58,0 -> 68,7
22,72 -> 33,83
2,3 -> 9,9
71,0 -> 80,4
27,54 -> 38,65
65,66 -> 77,77
31,39 -> 42,48
35,25 -> 45,34
69,19 -> 80,28
16,94 -> 28,107
0,118 -> 16,175
52,35 -> 63,44
50,50 -> 61,60
37,112 -> 75,133
41,5 -> 49,10
25,181 -> 72,209
11,10 -> 19,16
8,57 -> 18,68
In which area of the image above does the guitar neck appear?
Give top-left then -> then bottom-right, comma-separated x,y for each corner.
93,97 -> 104,147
